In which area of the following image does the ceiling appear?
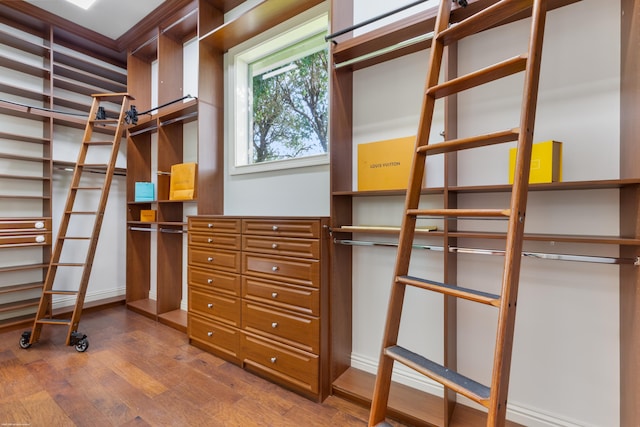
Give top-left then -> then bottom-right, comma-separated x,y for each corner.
24,0 -> 167,40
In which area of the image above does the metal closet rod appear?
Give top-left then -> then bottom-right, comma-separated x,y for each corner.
333,238 -> 640,266
128,226 -> 185,234
325,0 -> 429,42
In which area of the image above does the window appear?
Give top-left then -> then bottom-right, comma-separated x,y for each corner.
229,12 -> 329,174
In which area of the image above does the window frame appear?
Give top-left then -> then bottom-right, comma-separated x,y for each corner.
226,5 -> 330,175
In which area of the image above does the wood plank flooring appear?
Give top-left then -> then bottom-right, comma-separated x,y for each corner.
0,304 -> 407,427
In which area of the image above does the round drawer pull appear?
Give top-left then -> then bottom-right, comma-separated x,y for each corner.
208,238 -> 213,243
35,221 -> 45,229
207,331 -> 213,337
207,257 -> 214,262
271,292 -> 278,298
207,303 -> 213,308
270,357 -> 277,363
272,266 -> 279,272
271,243 -> 278,249
271,322 -> 278,328
207,278 -> 213,284
35,235 -> 45,243
272,225 -> 279,231
208,223 -> 213,228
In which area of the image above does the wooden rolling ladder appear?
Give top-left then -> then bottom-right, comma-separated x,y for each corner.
20,93 -> 133,352
369,0 -> 548,426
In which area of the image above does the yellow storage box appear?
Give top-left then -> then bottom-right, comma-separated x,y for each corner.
140,210 -> 157,222
358,136 -> 415,191
509,140 -> 562,184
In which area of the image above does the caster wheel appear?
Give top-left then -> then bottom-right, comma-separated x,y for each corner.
19,331 -> 32,349
75,338 -> 89,352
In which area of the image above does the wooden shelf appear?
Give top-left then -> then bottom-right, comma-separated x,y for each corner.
0,28 -> 49,56
126,298 -> 158,319
332,367 -> 523,427
0,282 -> 44,295
158,309 -> 188,332
199,0 -> 324,51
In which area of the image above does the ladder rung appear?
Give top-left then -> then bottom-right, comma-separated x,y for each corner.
45,290 -> 78,296
397,275 -> 500,306
427,54 -> 527,99
59,236 -> 91,240
51,263 -> 85,267
84,141 -> 115,145
418,128 -> 520,156
385,345 -> 491,407
91,119 -> 120,124
438,0 -> 535,46
407,208 -> 510,218
66,211 -> 98,215
36,318 -> 72,325
78,163 -> 108,168
72,186 -> 103,190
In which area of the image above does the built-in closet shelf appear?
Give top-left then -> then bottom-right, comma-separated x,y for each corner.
0,132 -> 49,145
127,221 -> 187,227
126,299 -> 188,332
199,0 -> 323,51
52,51 -> 127,85
330,0 -> 582,70
0,298 -> 40,313
0,82 -> 51,102
0,282 -> 43,295
0,29 -> 50,56
127,98 -> 198,135
333,178 -> 640,197
332,367 -> 524,427
0,54 -> 49,78
53,160 -> 126,176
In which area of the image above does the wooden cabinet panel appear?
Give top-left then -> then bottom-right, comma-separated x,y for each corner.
242,253 -> 319,288
188,266 -> 240,297
242,235 -> 319,258
0,218 -> 51,231
241,331 -> 319,396
189,288 -> 240,327
242,219 -> 321,238
242,300 -> 319,353
189,247 -> 241,273
0,233 -> 51,247
242,276 -> 319,316
189,232 -> 241,250
189,314 -> 240,361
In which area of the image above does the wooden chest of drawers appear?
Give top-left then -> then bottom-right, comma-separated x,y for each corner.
187,216 -> 329,402
187,217 -> 242,364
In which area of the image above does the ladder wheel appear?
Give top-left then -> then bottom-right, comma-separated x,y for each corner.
75,338 -> 89,352
19,331 -> 32,349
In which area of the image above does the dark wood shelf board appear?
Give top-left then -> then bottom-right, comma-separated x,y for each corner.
332,0 -> 581,70
158,309 -> 188,333
332,367 -> 523,427
126,298 -> 158,319
0,297 -> 40,313
0,131 -> 50,145
0,263 -> 48,274
200,0 -> 324,51
0,28 -> 50,56
0,282 -> 43,295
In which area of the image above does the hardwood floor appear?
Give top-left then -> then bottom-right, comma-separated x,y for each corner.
0,304 -> 406,427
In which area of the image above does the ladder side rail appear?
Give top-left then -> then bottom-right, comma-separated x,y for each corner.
368,1 -> 453,425
66,95 -> 130,344
488,0 -> 548,425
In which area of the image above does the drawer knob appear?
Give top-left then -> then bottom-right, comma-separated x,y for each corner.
271,243 -> 278,249
208,223 -> 213,228
271,322 -> 278,328
208,238 -> 213,243
207,257 -> 214,262
207,278 -> 213,284
272,225 -> 279,231
207,303 -> 213,308
271,292 -> 278,299
270,357 -> 277,363
35,221 -> 45,229
207,331 -> 213,337
35,235 -> 45,243
272,266 -> 279,272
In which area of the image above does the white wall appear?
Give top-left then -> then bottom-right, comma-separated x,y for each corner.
350,1 -> 620,426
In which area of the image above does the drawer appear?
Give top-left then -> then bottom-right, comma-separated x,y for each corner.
242,300 -> 319,354
189,232 -> 241,250
242,277 -> 319,316
242,253 -> 319,288
189,247 -> 241,273
189,314 -> 240,361
188,266 -> 240,297
0,233 -> 51,247
189,217 -> 241,234
241,332 -> 318,397
242,235 -> 319,259
242,219 -> 320,239
189,288 -> 240,327
0,218 -> 51,232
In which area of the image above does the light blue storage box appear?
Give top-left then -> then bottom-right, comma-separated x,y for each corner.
134,182 -> 155,202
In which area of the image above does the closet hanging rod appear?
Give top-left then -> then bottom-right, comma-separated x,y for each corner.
334,31 -> 435,69
128,226 -> 156,232
333,238 -> 640,266
326,0 -> 429,42
160,228 -> 185,234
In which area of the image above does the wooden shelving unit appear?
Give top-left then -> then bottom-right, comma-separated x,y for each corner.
0,3 -> 127,331
328,0 -> 640,426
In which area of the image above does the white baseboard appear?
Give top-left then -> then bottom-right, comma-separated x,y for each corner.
350,352 -> 592,427
52,287 -> 126,310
